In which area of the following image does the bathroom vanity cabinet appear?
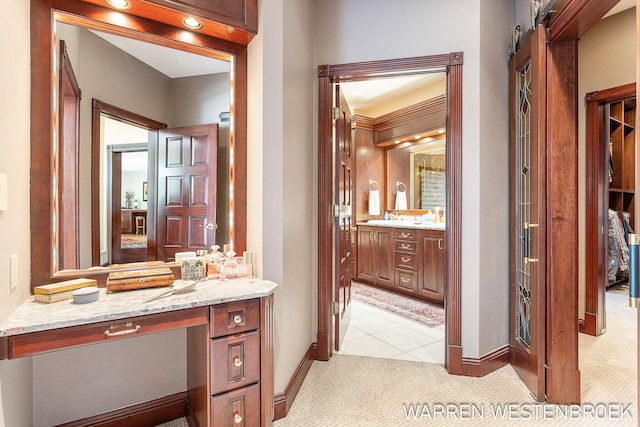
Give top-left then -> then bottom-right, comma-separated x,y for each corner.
356,226 -> 394,288
357,225 -> 444,304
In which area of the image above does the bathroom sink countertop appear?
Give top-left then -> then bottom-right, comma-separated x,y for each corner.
0,277 -> 279,337
358,220 -> 446,230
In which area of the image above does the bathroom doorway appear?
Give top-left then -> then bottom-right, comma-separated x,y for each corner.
316,53 -> 464,373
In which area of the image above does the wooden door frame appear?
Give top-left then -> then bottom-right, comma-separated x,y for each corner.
584,82 -> 636,337
58,39 -> 81,270
90,99 -> 166,266
316,52 -> 464,374
541,0 -> 621,404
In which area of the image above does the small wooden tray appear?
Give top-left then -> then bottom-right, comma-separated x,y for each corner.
106,268 -> 175,292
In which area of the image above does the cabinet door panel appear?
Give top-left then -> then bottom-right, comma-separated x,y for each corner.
418,232 -> 444,303
375,229 -> 394,287
356,227 -> 375,281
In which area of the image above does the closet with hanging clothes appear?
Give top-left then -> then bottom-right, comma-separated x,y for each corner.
607,96 -> 635,286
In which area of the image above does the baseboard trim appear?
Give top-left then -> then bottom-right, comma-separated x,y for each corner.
273,343 -> 317,421
460,345 -> 509,377
57,391 -> 188,427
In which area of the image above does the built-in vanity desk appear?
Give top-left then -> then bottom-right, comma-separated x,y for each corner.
357,221 -> 445,304
0,278 -> 277,427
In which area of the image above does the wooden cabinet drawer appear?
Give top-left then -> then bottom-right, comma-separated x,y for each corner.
211,330 -> 260,394
396,270 -> 418,293
395,240 -> 417,253
211,299 -> 260,338
5,307 -> 208,359
395,252 -> 418,271
395,229 -> 417,240
211,383 -> 260,426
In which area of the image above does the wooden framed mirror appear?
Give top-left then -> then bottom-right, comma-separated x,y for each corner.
31,0 -> 249,290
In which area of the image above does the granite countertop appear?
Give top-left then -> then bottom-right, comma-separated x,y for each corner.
0,278 -> 278,337
357,220 -> 446,230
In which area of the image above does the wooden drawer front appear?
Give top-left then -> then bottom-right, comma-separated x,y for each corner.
395,229 -> 417,240
5,307 -> 208,359
211,383 -> 260,427
211,299 -> 260,338
211,331 -> 260,394
396,270 -> 418,292
395,252 -> 418,271
394,240 -> 417,253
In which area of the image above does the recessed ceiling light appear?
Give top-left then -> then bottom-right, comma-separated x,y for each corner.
438,129 -> 445,134
182,16 -> 203,30
107,0 -> 131,9
394,140 -> 401,144
414,135 -> 421,140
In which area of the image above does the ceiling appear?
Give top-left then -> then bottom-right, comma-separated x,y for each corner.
339,73 -> 446,118
605,0 -> 635,18
92,29 -> 229,78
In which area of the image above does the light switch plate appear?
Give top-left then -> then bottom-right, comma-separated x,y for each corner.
0,172 -> 7,211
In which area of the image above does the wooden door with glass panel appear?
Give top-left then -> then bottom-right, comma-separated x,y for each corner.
509,26 -> 546,401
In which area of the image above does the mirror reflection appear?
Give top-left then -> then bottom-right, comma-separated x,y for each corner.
387,138 -> 446,211
55,20 -> 232,270
340,73 -> 447,216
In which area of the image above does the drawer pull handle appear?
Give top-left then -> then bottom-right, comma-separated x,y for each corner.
401,256 -> 410,263
233,412 -> 243,424
438,239 -> 443,250
400,233 -> 411,238
402,277 -> 410,283
233,314 -> 243,324
104,324 -> 141,337
400,244 -> 411,249
233,355 -> 243,367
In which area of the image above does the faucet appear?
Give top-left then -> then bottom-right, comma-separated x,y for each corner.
388,213 -> 403,221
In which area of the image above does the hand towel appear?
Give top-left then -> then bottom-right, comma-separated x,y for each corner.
368,189 -> 380,216
395,189 -> 407,210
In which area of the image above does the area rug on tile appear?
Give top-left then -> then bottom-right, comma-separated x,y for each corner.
120,234 -> 147,249
351,281 -> 444,328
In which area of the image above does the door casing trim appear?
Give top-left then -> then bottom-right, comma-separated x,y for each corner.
316,53 -> 464,374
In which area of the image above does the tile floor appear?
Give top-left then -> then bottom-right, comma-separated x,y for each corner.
337,299 -> 445,364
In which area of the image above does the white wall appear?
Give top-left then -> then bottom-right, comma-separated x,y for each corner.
33,330 -> 185,426
0,1 -> 34,425
478,0 -> 514,356
247,0 -> 315,392
577,8 -> 637,318
313,0 -> 513,360
170,73 -> 231,128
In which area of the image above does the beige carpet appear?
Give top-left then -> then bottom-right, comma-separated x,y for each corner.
273,292 -> 637,426
159,292 -> 637,426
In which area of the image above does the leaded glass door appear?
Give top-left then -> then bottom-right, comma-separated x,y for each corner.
509,26 -> 546,401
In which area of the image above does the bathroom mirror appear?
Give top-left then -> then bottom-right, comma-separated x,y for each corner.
31,1 -> 248,289
386,137 -> 446,211
340,74 -> 447,214
56,21 -> 231,268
